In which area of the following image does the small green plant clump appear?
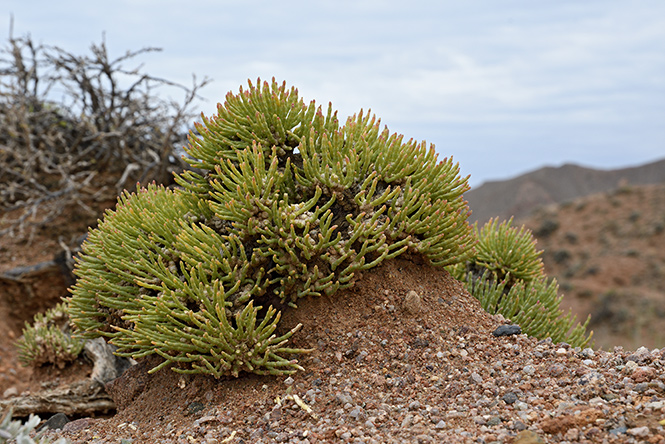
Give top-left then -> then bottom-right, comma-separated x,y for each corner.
448,217 -> 593,347
67,78 -> 475,378
16,303 -> 85,368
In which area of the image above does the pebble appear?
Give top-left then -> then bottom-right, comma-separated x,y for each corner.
492,325 -> 521,337
514,401 -> 528,410
62,418 -> 95,433
408,401 -> 421,410
402,290 -> 422,314
349,408 -> 362,419
626,346 -> 651,364
502,392 -> 518,404
626,425 -> 650,437
470,372 -> 483,384
513,430 -> 546,444
335,392 -> 353,405
38,413 -> 70,432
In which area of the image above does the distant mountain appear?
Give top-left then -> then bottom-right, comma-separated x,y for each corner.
465,158 -> 665,224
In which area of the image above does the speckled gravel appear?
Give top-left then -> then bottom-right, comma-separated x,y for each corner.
42,257 -> 665,443
46,327 -> 665,443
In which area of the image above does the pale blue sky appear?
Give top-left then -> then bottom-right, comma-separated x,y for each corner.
4,1 -> 664,187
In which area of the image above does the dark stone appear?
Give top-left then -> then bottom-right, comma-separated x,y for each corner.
38,412 -> 69,431
410,337 -> 429,348
186,401 -> 205,416
492,325 -> 521,337
502,392 -> 518,404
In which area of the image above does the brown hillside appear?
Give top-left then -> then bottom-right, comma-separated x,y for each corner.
466,158 -> 665,224
521,183 -> 665,351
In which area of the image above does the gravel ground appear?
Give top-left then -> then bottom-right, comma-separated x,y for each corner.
41,256 -> 665,443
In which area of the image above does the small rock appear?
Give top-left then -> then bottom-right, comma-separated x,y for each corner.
492,325 -> 521,337
502,392 -> 518,404
623,360 -> 639,373
514,401 -> 528,410
402,290 -> 422,314
626,346 -> 651,364
631,366 -> 656,383
284,376 -> 294,386
335,392 -> 353,405
38,413 -> 69,432
434,420 -> 446,429
513,430 -> 546,444
269,405 -> 281,421
609,425 -> 628,435
626,426 -> 650,437
408,401 -> 421,410
63,418 -> 95,433
579,371 -> 605,386
470,372 -> 483,384
513,420 -> 527,431
186,401 -> 205,416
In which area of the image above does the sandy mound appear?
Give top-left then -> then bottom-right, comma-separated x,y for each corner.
37,254 -> 665,443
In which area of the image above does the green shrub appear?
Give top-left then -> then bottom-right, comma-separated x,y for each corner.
449,217 -> 592,347
68,78 -> 475,378
16,303 -> 84,368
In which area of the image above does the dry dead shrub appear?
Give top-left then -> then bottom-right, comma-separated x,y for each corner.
0,22 -> 210,241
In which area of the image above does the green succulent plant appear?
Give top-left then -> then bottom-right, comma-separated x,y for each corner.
67,78 -> 475,378
16,303 -> 85,368
449,217 -> 592,347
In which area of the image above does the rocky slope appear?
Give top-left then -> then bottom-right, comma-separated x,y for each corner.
521,183 -> 665,351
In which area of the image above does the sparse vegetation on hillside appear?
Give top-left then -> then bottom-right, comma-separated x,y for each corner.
523,183 -> 665,349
